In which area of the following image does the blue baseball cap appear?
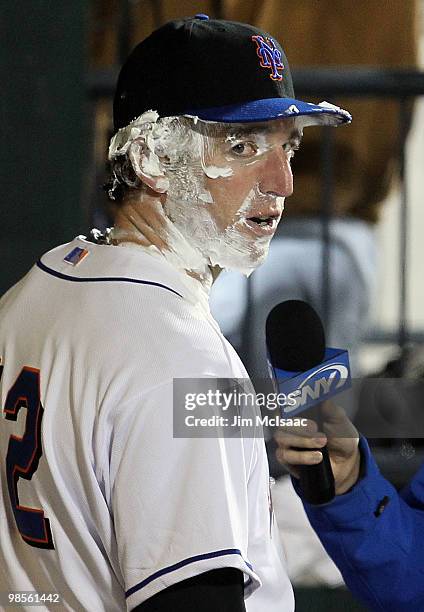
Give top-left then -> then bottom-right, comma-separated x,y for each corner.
113,15 -> 351,131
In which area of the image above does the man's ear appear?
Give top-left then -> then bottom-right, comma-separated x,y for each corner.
128,137 -> 169,194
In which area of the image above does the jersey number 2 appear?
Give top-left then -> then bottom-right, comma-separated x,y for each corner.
0,364 -> 54,549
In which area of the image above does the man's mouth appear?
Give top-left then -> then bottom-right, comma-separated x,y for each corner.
247,215 -> 276,227
244,213 -> 280,236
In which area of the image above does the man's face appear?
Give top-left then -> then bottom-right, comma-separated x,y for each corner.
202,119 -> 298,228
163,118 -> 301,275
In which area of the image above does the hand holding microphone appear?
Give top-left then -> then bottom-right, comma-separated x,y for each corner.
266,300 -> 360,503
275,401 -> 361,497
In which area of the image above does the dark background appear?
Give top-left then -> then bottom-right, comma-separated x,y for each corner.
1,2 -> 87,296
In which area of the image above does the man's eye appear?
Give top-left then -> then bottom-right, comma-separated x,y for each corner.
231,142 -> 258,157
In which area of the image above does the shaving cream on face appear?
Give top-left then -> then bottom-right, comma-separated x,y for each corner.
110,113 -> 284,280
109,110 -> 160,158
110,113 -> 215,282
199,187 -> 283,276
165,176 -> 282,277
163,124 -> 285,276
202,165 -> 234,179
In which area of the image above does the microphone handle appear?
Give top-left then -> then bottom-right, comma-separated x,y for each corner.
297,445 -> 335,504
294,404 -> 335,504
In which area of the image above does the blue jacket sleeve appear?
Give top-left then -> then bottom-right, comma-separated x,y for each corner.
292,437 -> 424,611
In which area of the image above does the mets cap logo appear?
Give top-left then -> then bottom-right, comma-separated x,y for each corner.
252,35 -> 284,81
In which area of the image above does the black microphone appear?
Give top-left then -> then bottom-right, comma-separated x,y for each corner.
266,300 -> 335,504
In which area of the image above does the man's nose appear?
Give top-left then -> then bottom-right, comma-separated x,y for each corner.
260,146 -> 293,197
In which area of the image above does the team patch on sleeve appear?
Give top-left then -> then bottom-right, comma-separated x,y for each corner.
63,247 -> 89,266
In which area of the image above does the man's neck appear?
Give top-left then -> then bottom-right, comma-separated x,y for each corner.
112,192 -> 215,291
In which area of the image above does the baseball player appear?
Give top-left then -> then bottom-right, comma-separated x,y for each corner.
0,15 -> 350,611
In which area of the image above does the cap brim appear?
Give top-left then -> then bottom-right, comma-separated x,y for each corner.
184,98 -> 352,127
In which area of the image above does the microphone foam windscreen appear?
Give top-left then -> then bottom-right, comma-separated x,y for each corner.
266,300 -> 326,371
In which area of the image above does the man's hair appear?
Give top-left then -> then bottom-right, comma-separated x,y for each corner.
104,154 -> 141,203
104,115 -> 228,203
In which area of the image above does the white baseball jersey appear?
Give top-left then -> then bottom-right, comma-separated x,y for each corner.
0,235 -> 294,611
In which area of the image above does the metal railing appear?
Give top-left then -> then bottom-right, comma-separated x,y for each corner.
85,68 -> 424,101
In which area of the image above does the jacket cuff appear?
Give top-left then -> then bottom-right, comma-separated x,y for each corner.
291,436 -> 396,528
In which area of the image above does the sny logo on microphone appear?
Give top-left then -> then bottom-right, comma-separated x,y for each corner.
268,348 -> 351,417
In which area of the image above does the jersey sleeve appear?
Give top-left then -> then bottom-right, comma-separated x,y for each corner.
109,379 -> 261,611
293,437 -> 424,611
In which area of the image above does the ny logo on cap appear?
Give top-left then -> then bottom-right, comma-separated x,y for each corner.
252,35 -> 284,81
